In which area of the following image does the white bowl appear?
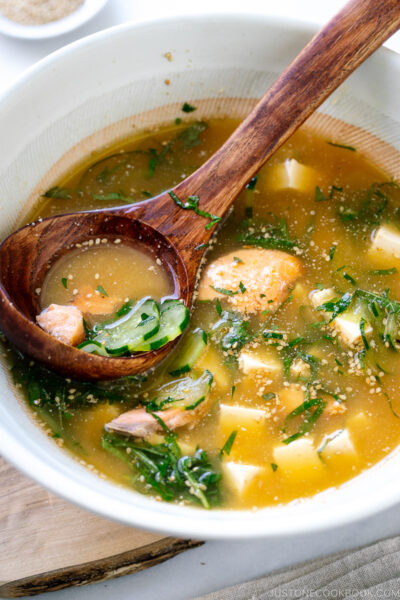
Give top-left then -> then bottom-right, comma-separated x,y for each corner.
1,14 -> 400,540
0,0 -> 108,39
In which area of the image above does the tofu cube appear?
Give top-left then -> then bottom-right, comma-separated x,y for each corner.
238,350 -> 282,377
318,428 -> 358,468
310,287 -> 336,310
222,462 -> 265,495
311,287 -> 372,347
266,159 -> 319,193
368,225 -> 400,266
219,404 -> 267,461
333,313 -> 372,346
273,438 -> 323,479
290,357 -> 311,380
219,404 -> 267,430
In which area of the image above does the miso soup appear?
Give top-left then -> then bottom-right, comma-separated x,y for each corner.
6,115 -> 400,510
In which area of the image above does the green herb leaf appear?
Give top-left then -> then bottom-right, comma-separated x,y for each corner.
329,245 -> 337,261
43,186 -> 72,200
219,431 -> 237,458
233,256 -> 244,264
182,102 -> 197,113
239,281 -> 246,294
102,432 -> 220,508
61,277 -> 68,289
262,392 -> 276,402
282,396 -> 326,444
270,463 -> 278,472
96,285 -> 108,297
246,176 -> 258,191
343,272 -> 357,286
216,298 -> 222,315
210,286 -> 239,297
169,191 -> 221,230
93,192 -> 134,203
368,268 -> 398,276
327,141 -> 356,152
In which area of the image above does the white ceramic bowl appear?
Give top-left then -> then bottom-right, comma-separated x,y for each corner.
0,0 -> 108,39
1,14 -> 400,540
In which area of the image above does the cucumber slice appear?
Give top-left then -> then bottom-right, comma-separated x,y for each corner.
77,340 -> 109,357
169,328 -> 207,376
148,370 -> 213,411
94,298 -> 160,355
132,299 -> 189,352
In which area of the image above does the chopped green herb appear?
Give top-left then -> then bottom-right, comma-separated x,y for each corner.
210,286 -> 238,297
141,190 -> 153,198
195,243 -> 209,251
102,432 -> 220,508
93,192 -> 133,203
96,285 -> 108,297
239,281 -> 246,294
177,121 -> 208,149
216,298 -> 222,315
343,272 -> 357,285
263,330 -> 284,341
270,463 -> 278,472
282,396 -> 326,444
182,102 -> 197,113
61,277 -> 68,289
315,185 -> 343,202
262,392 -> 276,402
231,385 -> 236,398
237,215 -> 298,251
233,256 -> 244,264
175,117 -> 182,125
327,141 -> 356,152
369,268 -> 398,276
43,186 -> 72,200
219,431 -> 237,458
359,318 -> 370,350
288,337 -> 306,347
246,176 -> 258,191
169,191 -> 221,230
329,245 -> 337,261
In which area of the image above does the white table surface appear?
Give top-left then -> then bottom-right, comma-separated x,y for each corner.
1,2 -> 400,599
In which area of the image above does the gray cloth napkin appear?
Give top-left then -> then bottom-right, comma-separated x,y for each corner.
195,536 -> 400,599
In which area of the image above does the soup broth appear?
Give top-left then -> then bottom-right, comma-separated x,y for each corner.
8,114 -> 400,510
40,243 -> 173,326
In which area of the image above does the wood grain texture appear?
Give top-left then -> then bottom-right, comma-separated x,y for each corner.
0,458 -> 202,598
0,0 -> 399,380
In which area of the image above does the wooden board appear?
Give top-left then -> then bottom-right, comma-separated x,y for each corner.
0,458 -> 202,598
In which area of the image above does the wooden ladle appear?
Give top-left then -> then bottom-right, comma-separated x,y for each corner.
1,0 -> 399,381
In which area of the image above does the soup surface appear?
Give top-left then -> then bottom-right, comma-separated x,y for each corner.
6,113 -> 400,510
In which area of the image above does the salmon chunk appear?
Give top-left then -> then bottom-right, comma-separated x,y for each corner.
36,304 -> 85,346
198,249 -> 303,314
73,285 -> 122,319
106,400 -> 210,438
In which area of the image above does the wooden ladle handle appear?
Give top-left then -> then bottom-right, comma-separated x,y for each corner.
160,0 -> 400,230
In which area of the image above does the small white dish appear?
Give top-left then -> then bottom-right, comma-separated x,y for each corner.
0,0 -> 108,39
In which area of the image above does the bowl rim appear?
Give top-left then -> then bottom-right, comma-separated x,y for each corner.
1,12 -> 400,539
